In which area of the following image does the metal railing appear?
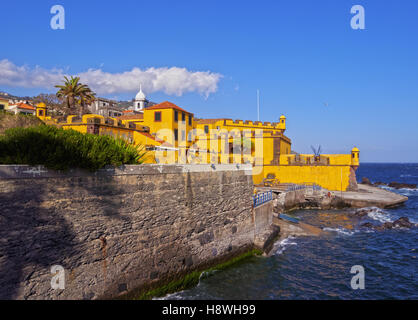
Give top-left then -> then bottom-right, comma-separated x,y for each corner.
253,190 -> 273,207
285,183 -> 323,192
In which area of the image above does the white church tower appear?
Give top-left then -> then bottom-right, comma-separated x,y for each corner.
134,84 -> 148,111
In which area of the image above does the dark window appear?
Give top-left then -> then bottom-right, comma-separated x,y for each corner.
174,129 -> 178,141
38,110 -> 44,116
182,112 -> 185,122
174,110 -> 178,122
181,130 -> 185,141
204,125 -> 209,134
0,104 -> 5,110
189,115 -> 192,126
155,111 -> 161,122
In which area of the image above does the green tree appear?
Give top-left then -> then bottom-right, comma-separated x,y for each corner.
55,76 -> 96,117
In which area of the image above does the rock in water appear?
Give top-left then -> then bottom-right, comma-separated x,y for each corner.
361,222 -> 375,229
352,208 -> 373,217
392,217 -> 414,228
361,177 -> 372,185
375,222 -> 393,231
361,217 -> 416,230
388,182 -> 417,189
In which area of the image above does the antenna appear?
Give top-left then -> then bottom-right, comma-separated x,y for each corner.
257,89 -> 260,121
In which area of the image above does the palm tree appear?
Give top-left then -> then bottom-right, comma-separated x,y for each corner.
55,76 -> 96,117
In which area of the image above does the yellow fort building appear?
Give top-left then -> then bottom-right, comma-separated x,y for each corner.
35,91 -> 360,192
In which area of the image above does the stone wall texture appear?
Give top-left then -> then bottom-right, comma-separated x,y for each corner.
0,164 -> 271,300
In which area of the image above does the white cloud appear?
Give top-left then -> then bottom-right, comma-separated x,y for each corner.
0,59 -> 222,97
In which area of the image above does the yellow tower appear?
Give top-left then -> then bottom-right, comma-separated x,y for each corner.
36,103 -> 48,121
351,147 -> 360,166
278,115 -> 286,131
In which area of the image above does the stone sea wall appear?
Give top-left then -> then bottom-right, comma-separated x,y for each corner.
0,164 -> 273,300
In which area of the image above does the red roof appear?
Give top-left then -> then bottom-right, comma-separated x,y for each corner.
14,103 -> 36,111
145,101 -> 192,114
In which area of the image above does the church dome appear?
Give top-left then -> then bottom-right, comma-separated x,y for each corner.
135,85 -> 146,101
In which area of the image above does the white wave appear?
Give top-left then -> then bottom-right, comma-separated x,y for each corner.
323,227 -> 357,236
366,208 -> 393,223
274,237 -> 297,255
378,185 -> 417,196
397,188 -> 418,196
400,174 -> 418,178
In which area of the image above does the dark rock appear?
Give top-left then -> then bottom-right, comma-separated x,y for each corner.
388,182 -> 417,189
118,283 -> 127,293
361,177 -> 372,185
183,256 -> 193,267
373,181 -> 386,186
352,208 -> 373,217
198,231 -> 214,245
392,217 -> 414,228
362,217 -> 415,231
361,222 -> 374,229
375,222 -> 393,231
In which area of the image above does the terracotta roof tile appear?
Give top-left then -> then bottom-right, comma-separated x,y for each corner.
13,103 -> 36,111
145,101 -> 192,114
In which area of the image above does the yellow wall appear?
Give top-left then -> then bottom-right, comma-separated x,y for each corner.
264,165 -> 353,191
0,99 -> 9,111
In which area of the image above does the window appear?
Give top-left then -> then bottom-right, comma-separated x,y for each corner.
189,115 -> 192,126
181,130 -> 186,141
174,129 -> 178,141
182,112 -> 185,122
174,110 -> 178,122
0,104 -> 4,110
38,110 -> 44,116
204,125 -> 209,134
155,111 -> 161,122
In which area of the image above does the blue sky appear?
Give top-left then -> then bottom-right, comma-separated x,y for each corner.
1,0 -> 418,162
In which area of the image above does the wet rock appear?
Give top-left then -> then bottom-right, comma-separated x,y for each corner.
375,222 -> 393,231
373,181 -> 387,186
352,208 -> 373,217
361,217 -> 416,231
392,217 -> 414,228
388,182 -> 417,189
361,177 -> 372,185
361,222 -> 374,229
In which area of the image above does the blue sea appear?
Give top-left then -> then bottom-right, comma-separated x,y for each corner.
167,163 -> 418,300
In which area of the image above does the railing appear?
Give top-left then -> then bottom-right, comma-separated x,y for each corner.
285,183 -> 324,192
253,190 -> 273,207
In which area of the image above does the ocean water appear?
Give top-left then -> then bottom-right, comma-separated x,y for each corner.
166,163 -> 418,300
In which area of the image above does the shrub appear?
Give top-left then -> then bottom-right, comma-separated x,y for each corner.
0,125 -> 148,171
0,111 -> 44,134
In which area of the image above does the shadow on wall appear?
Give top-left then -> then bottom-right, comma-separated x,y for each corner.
0,170 -> 133,299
